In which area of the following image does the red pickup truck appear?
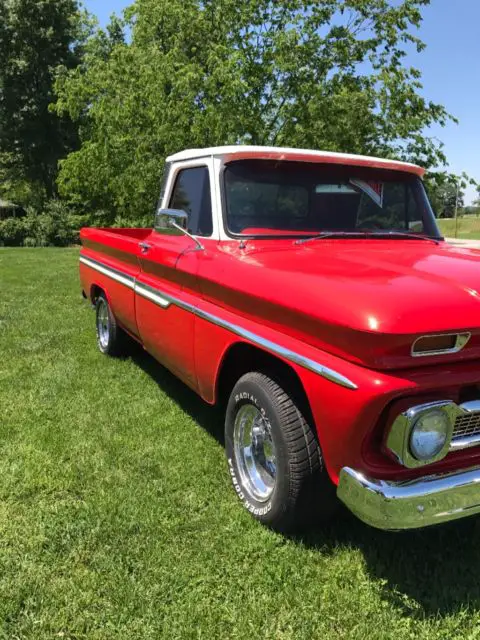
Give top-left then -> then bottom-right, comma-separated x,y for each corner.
80,145 -> 480,532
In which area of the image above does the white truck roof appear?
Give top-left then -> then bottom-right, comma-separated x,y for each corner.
166,145 -> 425,177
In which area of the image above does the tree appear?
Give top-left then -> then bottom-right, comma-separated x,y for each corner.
474,186 -> 480,208
0,0 -> 87,201
428,180 -> 463,218
54,0 -> 456,225
424,171 -> 479,218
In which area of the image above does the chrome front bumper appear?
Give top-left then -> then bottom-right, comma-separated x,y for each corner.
337,465 -> 480,530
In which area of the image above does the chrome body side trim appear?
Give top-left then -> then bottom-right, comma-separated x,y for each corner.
196,307 -> 359,390
411,332 -> 471,357
337,464 -> 480,530
142,281 -> 358,389
80,254 -> 358,390
80,256 -> 135,289
169,297 -> 358,389
134,282 -> 171,308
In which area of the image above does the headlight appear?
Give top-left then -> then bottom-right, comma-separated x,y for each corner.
386,400 -> 456,468
409,410 -> 450,461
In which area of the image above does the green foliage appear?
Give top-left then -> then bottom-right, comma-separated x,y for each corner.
0,200 -> 85,246
0,155 -> 46,210
54,0 -> 456,225
0,216 -> 26,246
427,179 -> 463,218
425,171 -> 477,218
0,0 -> 88,200
33,199 -> 86,245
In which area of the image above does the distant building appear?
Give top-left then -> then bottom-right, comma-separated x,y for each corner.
0,199 -> 27,220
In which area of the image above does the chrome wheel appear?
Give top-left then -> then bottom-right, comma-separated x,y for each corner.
233,404 -> 277,502
97,298 -> 110,349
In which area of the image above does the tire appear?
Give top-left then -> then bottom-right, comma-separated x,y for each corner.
95,293 -> 126,356
225,371 -> 337,532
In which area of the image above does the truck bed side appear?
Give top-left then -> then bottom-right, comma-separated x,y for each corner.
80,227 -> 150,337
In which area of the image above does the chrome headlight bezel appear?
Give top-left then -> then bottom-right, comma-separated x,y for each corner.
386,401 -> 457,468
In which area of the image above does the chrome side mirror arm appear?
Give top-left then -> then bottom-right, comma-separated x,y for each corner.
169,220 -> 204,251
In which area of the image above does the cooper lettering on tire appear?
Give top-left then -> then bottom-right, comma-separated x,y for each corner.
224,371 -> 337,532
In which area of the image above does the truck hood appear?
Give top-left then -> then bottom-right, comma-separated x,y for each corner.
206,239 -> 480,369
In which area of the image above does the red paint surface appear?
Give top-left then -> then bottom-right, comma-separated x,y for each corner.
79,226 -> 480,485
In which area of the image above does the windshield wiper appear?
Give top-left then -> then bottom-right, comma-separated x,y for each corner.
364,230 -> 441,244
295,231 -> 367,244
296,230 -> 441,245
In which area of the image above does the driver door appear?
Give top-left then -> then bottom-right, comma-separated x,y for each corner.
135,163 -> 213,390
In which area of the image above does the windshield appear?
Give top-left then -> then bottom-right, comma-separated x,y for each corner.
223,160 -> 441,238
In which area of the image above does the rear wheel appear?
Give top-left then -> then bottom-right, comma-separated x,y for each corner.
95,294 -> 126,356
225,371 -> 337,532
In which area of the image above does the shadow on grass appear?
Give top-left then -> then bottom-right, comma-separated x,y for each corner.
127,342 -> 480,618
295,515 -> 480,617
127,341 -> 225,445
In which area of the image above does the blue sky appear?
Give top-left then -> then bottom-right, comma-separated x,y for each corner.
83,0 -> 480,203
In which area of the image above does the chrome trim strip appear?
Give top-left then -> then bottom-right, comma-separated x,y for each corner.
459,400 -> 480,413
80,255 -> 357,390
138,286 -> 357,389
134,282 -> 171,309
337,464 -> 480,530
450,434 -> 480,451
80,255 -> 135,289
411,332 -> 471,357
193,306 -> 359,390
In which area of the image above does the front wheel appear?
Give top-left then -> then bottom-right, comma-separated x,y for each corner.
225,372 -> 337,532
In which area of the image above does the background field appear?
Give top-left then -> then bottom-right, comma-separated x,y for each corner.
437,216 -> 480,239
2,248 -> 480,639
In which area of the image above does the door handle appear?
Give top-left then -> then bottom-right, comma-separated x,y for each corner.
139,241 -> 152,254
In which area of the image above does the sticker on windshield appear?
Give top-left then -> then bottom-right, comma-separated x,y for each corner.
350,179 -> 384,208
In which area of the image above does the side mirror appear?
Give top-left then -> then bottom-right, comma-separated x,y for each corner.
154,208 -> 188,236
154,208 -> 204,250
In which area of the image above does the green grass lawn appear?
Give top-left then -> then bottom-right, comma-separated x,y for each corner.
3,248 -> 480,639
437,216 -> 480,240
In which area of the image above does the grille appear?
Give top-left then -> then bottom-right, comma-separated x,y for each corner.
452,412 -> 480,441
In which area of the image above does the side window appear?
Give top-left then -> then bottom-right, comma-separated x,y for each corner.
169,167 -> 213,237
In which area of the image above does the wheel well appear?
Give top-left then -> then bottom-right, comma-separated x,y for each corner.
90,284 -> 104,304
216,342 -> 315,426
